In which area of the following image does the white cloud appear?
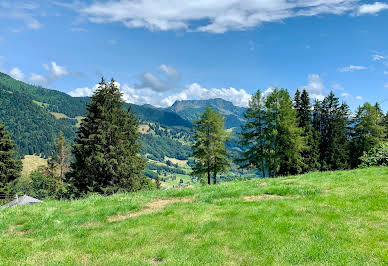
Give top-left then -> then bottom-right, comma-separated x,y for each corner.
135,65 -> 180,92
302,74 -> 325,101
29,73 -> 46,84
358,2 -> 388,15
0,1 -> 42,30
80,0 -> 359,33
341,92 -> 351,98
159,83 -> 252,107
339,65 -> 367,72
68,84 -> 100,97
385,83 -> 388,88
9,67 -> 24,80
42,61 -> 68,78
372,54 -> 386,61
355,96 -> 363,100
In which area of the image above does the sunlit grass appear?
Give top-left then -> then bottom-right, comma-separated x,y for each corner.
1,167 -> 387,265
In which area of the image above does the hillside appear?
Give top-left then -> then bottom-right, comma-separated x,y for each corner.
0,72 -> 246,164
0,72 -> 192,159
1,167 -> 387,265
166,98 -> 246,129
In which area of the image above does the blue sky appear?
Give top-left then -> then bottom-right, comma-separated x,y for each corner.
1,0 -> 388,111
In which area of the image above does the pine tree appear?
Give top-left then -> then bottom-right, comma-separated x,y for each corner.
69,78 -> 146,195
319,92 -> 350,170
349,102 -> 386,167
265,89 -> 305,176
0,124 -> 21,191
192,107 -> 231,185
295,89 -> 320,172
238,90 -> 268,177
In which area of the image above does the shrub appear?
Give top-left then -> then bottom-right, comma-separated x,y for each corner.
359,142 -> 388,168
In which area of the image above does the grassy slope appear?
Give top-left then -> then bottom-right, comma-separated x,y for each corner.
1,167 -> 387,265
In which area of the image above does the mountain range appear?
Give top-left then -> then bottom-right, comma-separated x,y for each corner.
0,72 -> 245,161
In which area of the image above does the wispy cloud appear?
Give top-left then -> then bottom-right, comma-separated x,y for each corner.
0,1 -> 43,30
372,54 -> 387,61
74,0 -> 359,33
9,67 -> 24,81
339,65 -> 367,72
302,74 -> 325,101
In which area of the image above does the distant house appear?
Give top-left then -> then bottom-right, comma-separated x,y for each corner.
2,195 -> 43,208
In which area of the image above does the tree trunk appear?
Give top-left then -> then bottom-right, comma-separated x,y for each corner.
213,171 -> 217,185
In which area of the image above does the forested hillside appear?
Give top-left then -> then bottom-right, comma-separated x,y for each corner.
0,89 -> 76,157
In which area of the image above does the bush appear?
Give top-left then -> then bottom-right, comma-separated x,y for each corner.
359,142 -> 388,168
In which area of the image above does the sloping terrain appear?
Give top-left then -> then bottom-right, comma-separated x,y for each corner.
0,167 -> 387,265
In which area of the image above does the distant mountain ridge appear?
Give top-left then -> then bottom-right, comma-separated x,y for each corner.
165,98 -> 246,128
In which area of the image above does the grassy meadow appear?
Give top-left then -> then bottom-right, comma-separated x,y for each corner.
1,167 -> 387,265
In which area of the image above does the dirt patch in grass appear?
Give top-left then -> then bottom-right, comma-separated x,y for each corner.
4,225 -> 34,236
244,194 -> 294,202
281,178 -> 297,183
258,182 -> 268,186
108,198 -> 193,222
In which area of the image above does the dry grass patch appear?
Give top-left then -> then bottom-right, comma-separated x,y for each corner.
281,178 -> 297,183
165,157 -> 188,166
22,155 -> 47,176
244,194 -> 295,202
108,198 -> 193,222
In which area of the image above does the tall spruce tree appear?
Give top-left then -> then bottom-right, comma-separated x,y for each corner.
349,102 -> 386,167
318,92 -> 350,170
238,90 -> 268,177
265,89 -> 305,176
295,89 -> 320,172
0,124 -> 21,191
69,78 -> 146,195
192,107 -> 231,184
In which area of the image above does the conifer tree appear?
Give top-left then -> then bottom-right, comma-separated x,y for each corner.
238,90 -> 268,177
265,89 -> 305,176
319,92 -> 350,170
192,107 -> 231,184
295,89 -> 320,172
69,78 -> 146,195
0,124 -> 21,191
349,103 -> 386,167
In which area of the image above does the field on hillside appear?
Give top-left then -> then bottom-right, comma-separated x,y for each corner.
1,167 -> 387,265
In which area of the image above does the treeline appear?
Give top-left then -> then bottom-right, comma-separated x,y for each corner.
238,88 -> 387,177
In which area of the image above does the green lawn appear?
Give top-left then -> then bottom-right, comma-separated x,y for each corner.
1,167 -> 387,265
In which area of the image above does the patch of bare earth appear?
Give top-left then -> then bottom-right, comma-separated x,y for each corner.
108,198 -> 193,222
281,178 -> 297,182
244,194 -> 294,202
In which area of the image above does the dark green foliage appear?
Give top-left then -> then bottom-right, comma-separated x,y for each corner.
314,92 -> 351,171
69,79 -> 146,195
349,103 -> 386,167
0,72 -> 88,118
192,107 -> 231,184
126,103 -> 192,128
265,89 -> 305,176
0,124 -> 22,191
141,134 -> 191,161
238,90 -> 268,177
0,89 -> 76,157
359,142 -> 388,167
295,89 -> 320,172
